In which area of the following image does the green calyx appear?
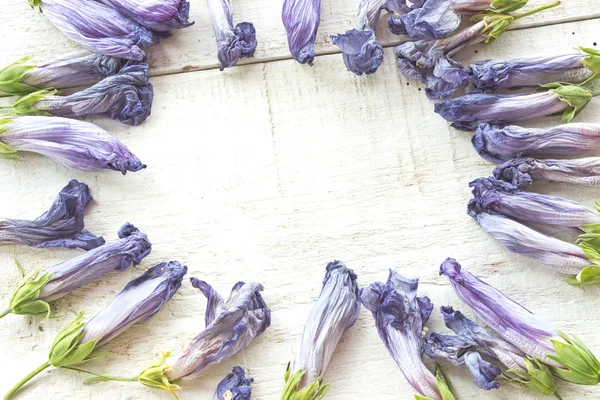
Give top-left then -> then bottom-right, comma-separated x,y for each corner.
0,55 -> 39,96
4,268 -> 53,318
280,364 -> 329,400
48,312 -> 98,368
573,219 -> 600,285
504,357 -> 559,397
415,366 -> 455,400
488,0 -> 528,14
548,331 -> 600,385
0,117 -> 18,156
580,46 -> 600,85
137,352 -> 180,398
12,88 -> 55,116
542,83 -> 593,123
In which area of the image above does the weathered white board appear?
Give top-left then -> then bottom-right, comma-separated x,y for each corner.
0,8 -> 600,400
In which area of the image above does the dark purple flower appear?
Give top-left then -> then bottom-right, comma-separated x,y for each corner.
360,270 -> 449,399
435,84 -> 594,131
495,157 -> 600,188
13,64 -> 153,126
282,0 -> 321,65
440,258 -> 600,385
30,0 -> 159,61
213,366 -> 253,400
96,0 -> 194,33
0,179 -> 104,250
473,123 -> 600,163
208,0 -> 257,70
0,116 -> 146,173
469,177 -> 600,228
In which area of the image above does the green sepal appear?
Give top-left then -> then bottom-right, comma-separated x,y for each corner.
504,357 -> 557,396
28,0 -> 40,9
7,269 -> 53,318
0,117 -> 17,155
137,351 -> 180,399
579,46 -> 600,85
541,83 -> 593,123
488,0 -> 528,14
48,312 -> 98,368
471,13 -> 516,43
12,88 -> 55,116
0,55 -> 39,96
547,331 -> 600,385
566,266 -> 600,286
411,367 -> 455,400
280,364 -> 329,400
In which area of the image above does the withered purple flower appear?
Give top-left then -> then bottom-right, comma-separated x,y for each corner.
282,0 -> 321,65
440,258 -> 600,385
0,52 -> 130,96
282,261 -> 360,399
208,0 -> 257,70
495,157 -> 600,188
361,270 -> 453,399
4,261 -> 186,400
435,83 -> 595,131
96,0 -> 194,33
213,366 -> 253,400
330,0 -> 385,75
29,0 -> 159,61
0,180 -> 104,250
0,116 -> 146,173
11,65 -> 153,126
473,123 -> 600,163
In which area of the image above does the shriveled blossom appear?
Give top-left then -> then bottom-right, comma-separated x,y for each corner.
435,83 -> 595,131
440,258 -> 600,385
470,47 -> 600,91
282,261 -> 360,399
361,270 -> 453,400
494,157 -> 600,188
29,0 -> 158,61
96,0 -> 194,33
207,0 -> 257,70
0,180 -> 104,250
4,261 -> 187,400
11,64 -> 153,126
0,52 -> 129,96
330,0 -> 385,75
213,366 -> 253,400
0,223 -> 151,319
282,0 -> 321,65
472,123 -> 600,163
0,116 -> 146,173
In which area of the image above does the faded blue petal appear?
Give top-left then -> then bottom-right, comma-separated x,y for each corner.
0,180 -> 105,250
464,351 -> 501,390
0,116 -> 146,173
361,270 -> 442,399
495,157 -> 600,188
356,0 -> 386,31
399,0 -> 461,40
213,366 -> 253,400
167,279 -> 270,380
467,207 -> 590,275
282,0 -> 321,65
26,64 -> 153,126
331,29 -> 384,76
425,57 -> 469,99
293,260 -> 360,388
35,0 -> 159,61
81,261 -> 187,346
469,177 -> 600,228
97,0 -> 194,32
382,0 -> 411,13
39,223 -> 151,302
472,123 -> 600,163
208,0 -> 257,70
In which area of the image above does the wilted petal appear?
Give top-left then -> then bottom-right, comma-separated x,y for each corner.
465,352 -> 501,390
331,29 -> 384,76
398,0 -> 462,40
97,0 -> 194,32
361,270 -> 442,399
473,123 -> 600,163
425,56 -> 469,99
81,261 -> 187,346
166,279 -> 270,380
495,157 -> 600,188
282,0 -> 321,65
0,116 -> 146,173
34,0 -> 158,61
213,366 -> 253,400
0,179 -> 104,250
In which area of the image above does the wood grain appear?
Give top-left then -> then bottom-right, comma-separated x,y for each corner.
0,14 -> 600,400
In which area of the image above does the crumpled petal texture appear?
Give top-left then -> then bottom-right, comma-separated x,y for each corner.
81,261 -> 187,346
331,29 -> 383,76
212,366 -> 253,400
97,0 -> 194,32
0,179 -> 104,250
398,0 -> 462,40
282,0 -> 321,65
494,157 -> 600,188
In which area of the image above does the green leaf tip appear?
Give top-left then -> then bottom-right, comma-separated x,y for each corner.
504,357 -> 557,396
48,312 -> 98,368
488,0 -> 528,14
280,364 -> 329,400
6,269 -> 53,318
542,83 -> 593,123
12,88 -> 56,116
548,331 -> 600,385
0,55 -> 40,96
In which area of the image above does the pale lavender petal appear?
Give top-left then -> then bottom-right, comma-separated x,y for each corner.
495,157 -> 600,188
212,366 -> 253,400
97,0 -> 194,32
282,0 -> 321,65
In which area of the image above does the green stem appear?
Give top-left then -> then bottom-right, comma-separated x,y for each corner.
514,1 -> 560,19
0,308 -> 12,319
62,365 -> 137,384
4,361 -> 50,400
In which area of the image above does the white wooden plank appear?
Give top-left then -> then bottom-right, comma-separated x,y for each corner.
0,0 -> 599,77
1,18 -> 600,400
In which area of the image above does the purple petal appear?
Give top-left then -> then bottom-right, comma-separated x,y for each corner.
97,0 -> 194,32
464,351 -> 501,390
495,157 -> 600,188
399,0 -> 461,40
190,278 -> 226,328
331,29 -> 384,76
282,0 -> 321,65
212,366 -> 253,400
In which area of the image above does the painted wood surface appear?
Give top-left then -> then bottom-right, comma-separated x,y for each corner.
1,2 -> 600,399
